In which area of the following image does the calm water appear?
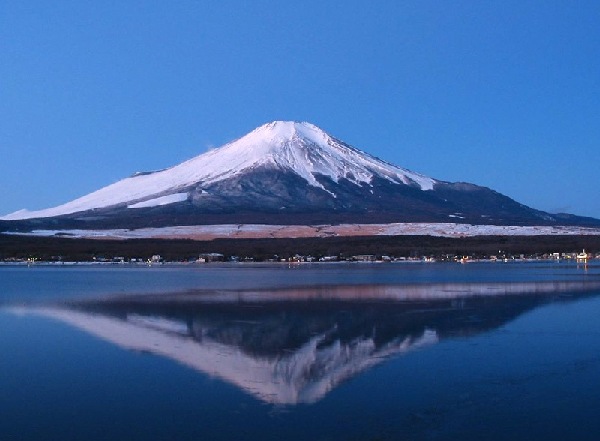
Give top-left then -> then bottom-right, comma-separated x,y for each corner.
1,261 -> 600,440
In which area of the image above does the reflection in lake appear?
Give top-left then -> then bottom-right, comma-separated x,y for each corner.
11,280 -> 600,405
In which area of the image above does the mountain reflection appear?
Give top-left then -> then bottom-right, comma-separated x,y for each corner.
13,281 -> 600,405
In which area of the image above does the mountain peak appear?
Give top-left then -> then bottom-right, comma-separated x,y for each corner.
258,120 -> 313,131
213,120 -> 435,192
241,121 -> 330,147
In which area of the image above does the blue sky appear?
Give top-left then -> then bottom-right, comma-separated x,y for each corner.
1,1 -> 599,219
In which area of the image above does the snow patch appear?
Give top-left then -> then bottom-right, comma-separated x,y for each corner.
127,193 -> 188,209
5,223 -> 600,240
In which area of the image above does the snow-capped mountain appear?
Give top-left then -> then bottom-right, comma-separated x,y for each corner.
1,121 -> 435,220
2,121 -> 599,229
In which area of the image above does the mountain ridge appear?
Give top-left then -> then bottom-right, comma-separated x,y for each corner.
2,121 -> 599,230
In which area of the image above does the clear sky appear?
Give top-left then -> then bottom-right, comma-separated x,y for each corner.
1,1 -> 599,219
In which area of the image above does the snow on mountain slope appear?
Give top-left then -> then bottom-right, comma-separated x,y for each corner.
126,193 -> 188,209
200,121 -> 437,191
1,121 -> 436,220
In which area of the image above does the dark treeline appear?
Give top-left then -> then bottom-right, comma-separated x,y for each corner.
1,234 -> 599,262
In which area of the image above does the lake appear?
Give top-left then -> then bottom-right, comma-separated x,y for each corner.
1,261 -> 600,440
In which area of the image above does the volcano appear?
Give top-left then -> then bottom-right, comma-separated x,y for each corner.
2,121 -> 599,231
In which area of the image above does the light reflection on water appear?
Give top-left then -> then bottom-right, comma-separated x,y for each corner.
1,260 -> 598,304
1,262 -> 600,440
8,279 -> 600,406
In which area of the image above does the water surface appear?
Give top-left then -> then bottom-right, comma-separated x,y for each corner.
1,261 -> 599,440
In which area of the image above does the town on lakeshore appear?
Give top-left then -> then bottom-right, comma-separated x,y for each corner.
2,249 -> 598,266
2,231 -> 599,266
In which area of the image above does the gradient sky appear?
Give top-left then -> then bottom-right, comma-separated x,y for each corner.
1,1 -> 599,219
